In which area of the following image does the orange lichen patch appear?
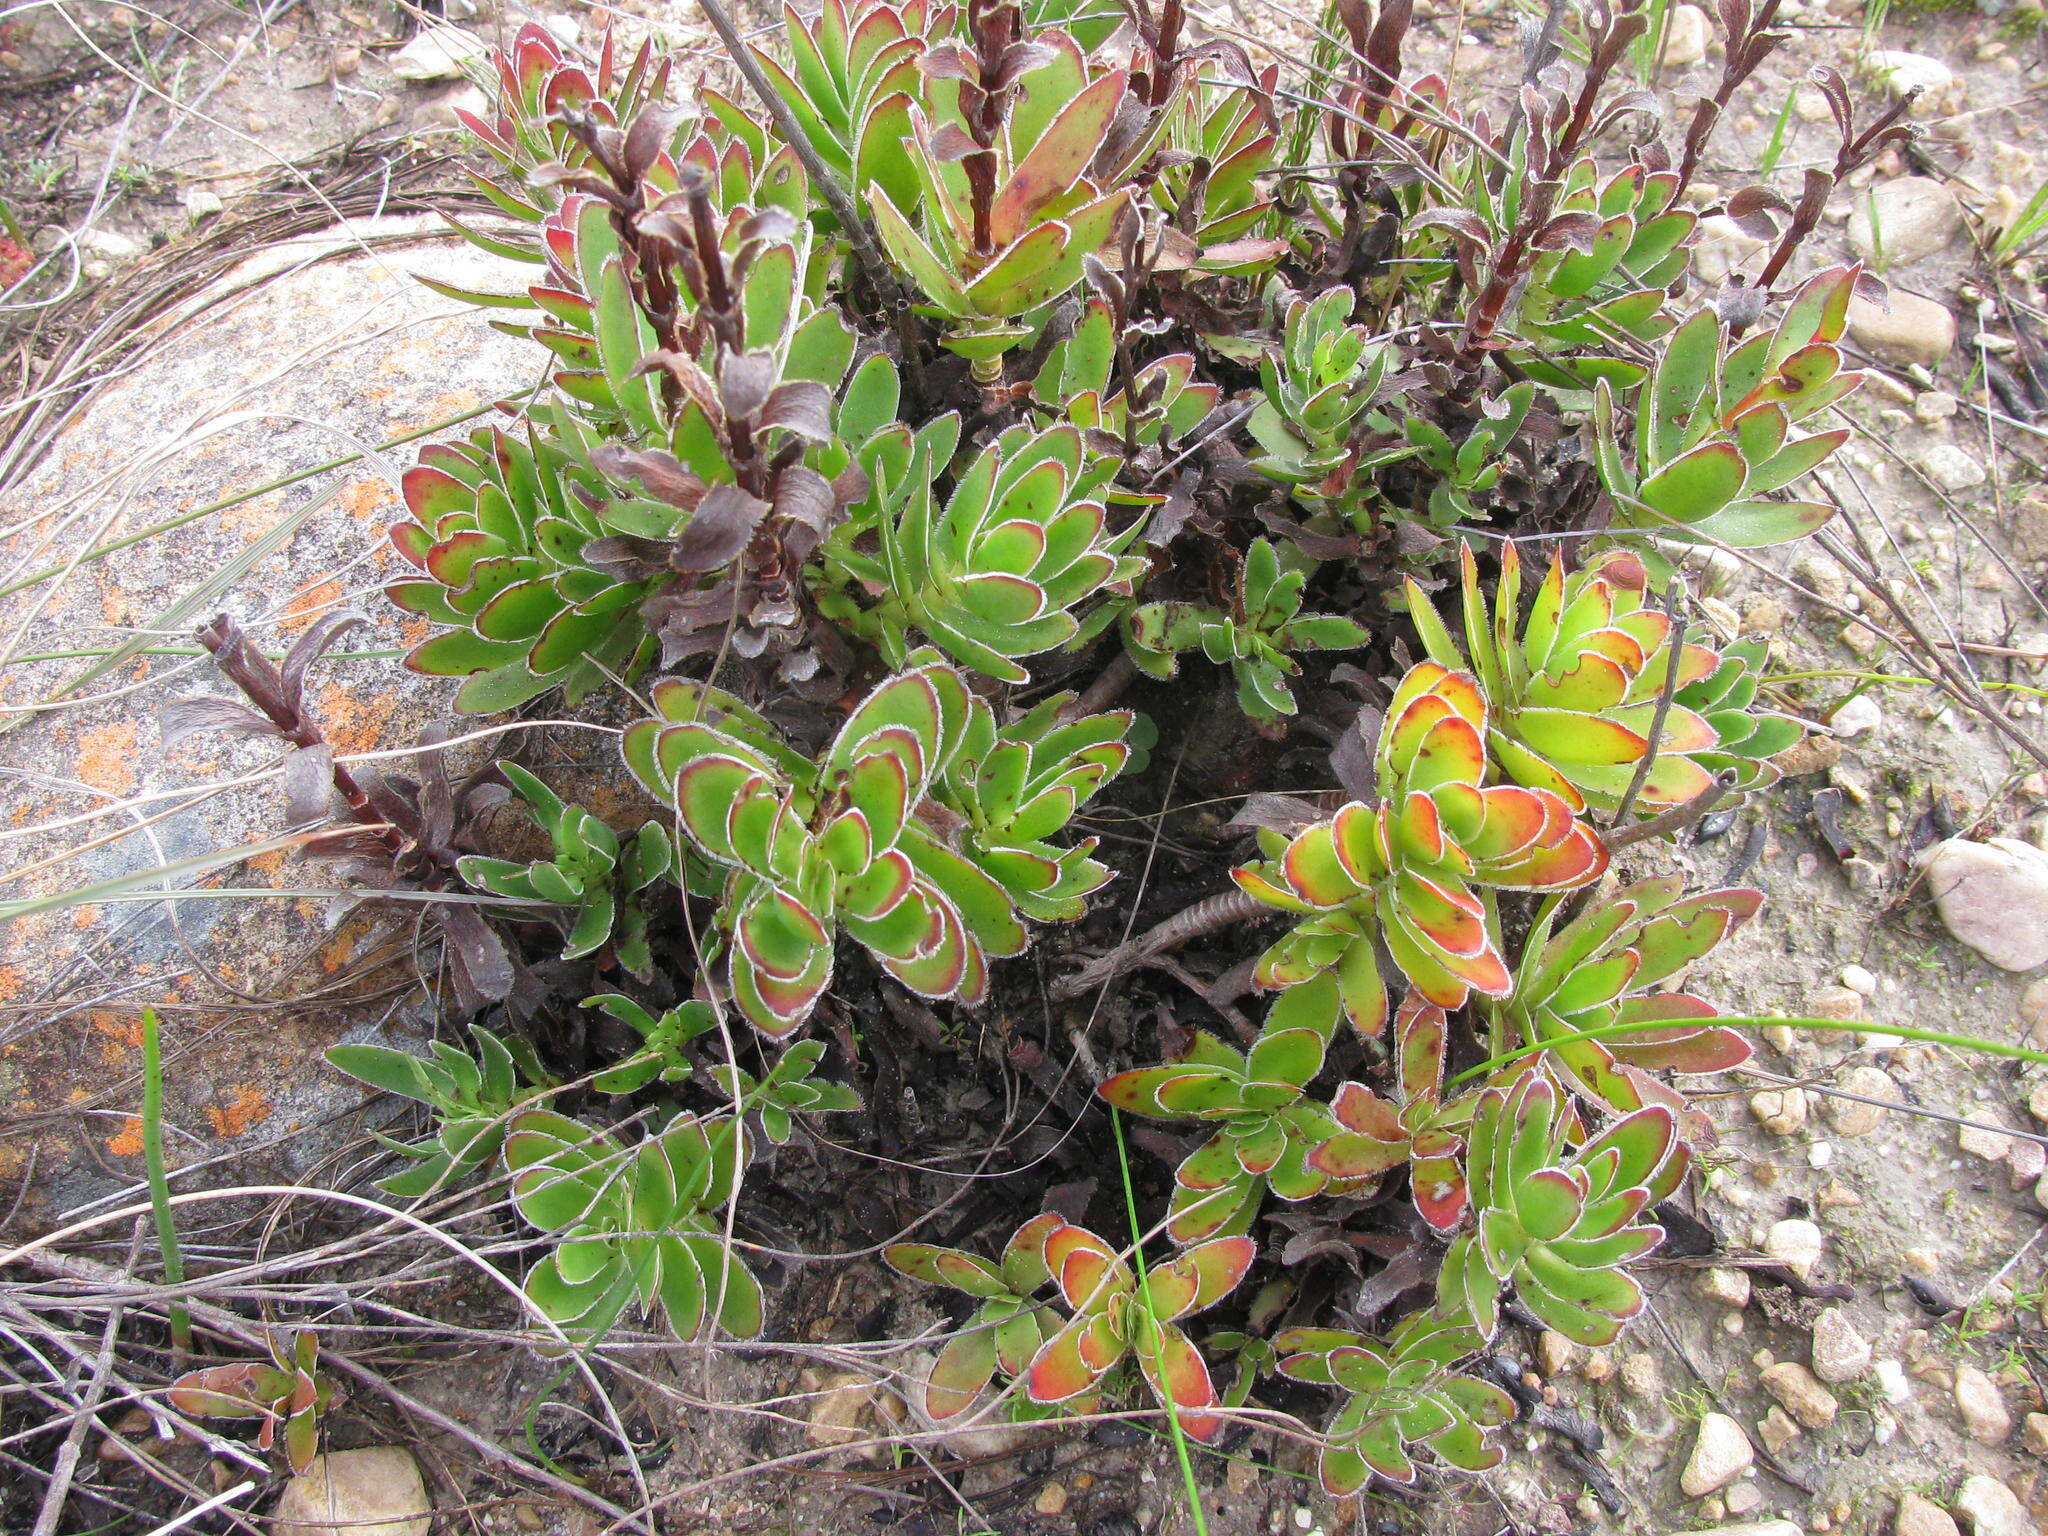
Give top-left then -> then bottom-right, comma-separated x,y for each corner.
76,722 -> 140,795
400,616 -> 431,647
340,478 -> 398,524
205,1085 -> 271,1139
71,904 -> 100,930
385,389 -> 484,437
0,966 -> 23,1003
318,930 -> 359,974
107,1115 -> 144,1156
313,680 -> 397,756
218,489 -> 286,545
249,847 -> 290,884
280,577 -> 346,634
93,1011 -> 142,1050
99,578 -> 133,626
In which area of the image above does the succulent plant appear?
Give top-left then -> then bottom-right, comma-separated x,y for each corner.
820,421 -> 1143,683
1098,975 -> 1355,1243
1489,876 -> 1759,1122
430,22 -> 684,265
1030,299 -> 1221,471
1422,158 -> 1694,389
623,660 -> 1026,1036
1675,632 -> 1802,794
504,1109 -> 762,1340
1396,380 -> 1535,528
1437,1072 -> 1686,1345
1595,265 -> 1862,549
864,0 -> 1148,376
1232,662 -> 1608,1032
1273,1310 -> 1514,1494
708,0 -> 931,214
169,1329 -> 341,1475
1126,538 -> 1371,721
1306,991 -> 1484,1232
884,1213 -> 1066,1418
1245,286 -> 1413,532
585,994 -> 717,1093
457,762 -> 674,978
934,691 -> 1133,923
387,423 -> 665,714
1025,1221 -> 1254,1441
1406,543 -> 1799,814
326,1027 -> 542,1198
1149,55 -> 1282,254
711,1038 -> 863,1144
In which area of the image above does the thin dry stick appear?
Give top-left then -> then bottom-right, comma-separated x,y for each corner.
1051,886 -> 1272,999
29,1229 -> 135,1536
10,1246 -> 646,1531
1608,578 -> 1687,829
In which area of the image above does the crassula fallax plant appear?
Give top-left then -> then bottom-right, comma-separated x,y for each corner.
254,0 -> 1914,1488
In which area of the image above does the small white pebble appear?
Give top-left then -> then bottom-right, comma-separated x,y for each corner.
1839,964 -> 1878,996
1808,1142 -> 1834,1169
1876,1360 -> 1912,1403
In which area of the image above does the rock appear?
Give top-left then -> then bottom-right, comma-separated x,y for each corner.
2021,976 -> 2048,1045
1952,1365 -> 2012,1445
1895,1493 -> 1962,1536
1847,290 -> 1958,368
1750,1088 -> 1809,1136
1824,1066 -> 1899,1137
1863,50 -> 1959,115
1809,1309 -> 1873,1383
1536,1330 -> 1577,1377
1774,735 -> 1842,778
1620,1351 -> 1664,1400
1914,390 -> 1959,423
1659,5 -> 1713,66
391,24 -> 488,81
1952,1475 -> 2030,1536
1667,1522 -> 1801,1536
1805,985 -> 1864,1021
417,81 -> 488,130
2021,1412 -> 2048,1456
804,1371 -> 876,1449
1958,1120 -> 2013,1163
2029,1081 -> 2048,1123
181,187 -> 224,220
1795,552 -> 1850,604
1763,1219 -> 1823,1280
1692,215 -> 1772,285
1919,838 -> 2048,970
271,1448 -> 430,1536
0,218 -> 532,1221
1681,1413 -> 1755,1497
1758,1405 -> 1801,1454
1700,1268 -> 1753,1309
1921,443 -> 1987,492
1831,696 -> 1882,740
1034,1483 -> 1069,1516
78,225 -> 143,259
1725,1485 -> 1762,1516
1761,1362 -> 1838,1429
1875,1359 -> 1912,1403
1848,178 -> 1965,268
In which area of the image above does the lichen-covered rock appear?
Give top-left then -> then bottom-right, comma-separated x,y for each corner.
0,219 -> 531,1223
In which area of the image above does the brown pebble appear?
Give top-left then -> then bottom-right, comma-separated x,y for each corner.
1034,1482 -> 1068,1516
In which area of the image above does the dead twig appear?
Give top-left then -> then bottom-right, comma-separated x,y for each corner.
1051,886 -> 1273,1000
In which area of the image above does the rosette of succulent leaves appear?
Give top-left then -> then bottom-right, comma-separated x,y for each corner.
215,0 -> 1919,1475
